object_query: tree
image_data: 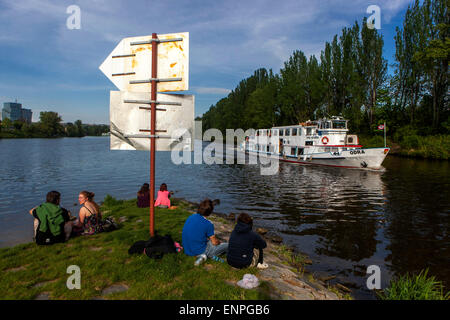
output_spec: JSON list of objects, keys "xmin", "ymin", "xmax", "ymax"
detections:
[
  {"xmin": 412, "ymin": 0, "xmax": 449, "ymax": 129},
  {"xmin": 359, "ymin": 19, "xmax": 388, "ymax": 126},
  {"xmin": 74, "ymin": 120, "xmax": 84, "ymax": 137},
  {"xmin": 13, "ymin": 120, "xmax": 24, "ymax": 131},
  {"xmin": 39, "ymin": 111, "xmax": 64, "ymax": 137},
  {"xmin": 1, "ymin": 117, "xmax": 12, "ymax": 130}
]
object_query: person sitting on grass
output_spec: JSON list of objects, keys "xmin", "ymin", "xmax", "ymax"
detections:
[
  {"xmin": 29, "ymin": 191, "xmax": 73, "ymax": 245},
  {"xmin": 181, "ymin": 199, "xmax": 227, "ymax": 265},
  {"xmin": 227, "ymin": 213, "xmax": 268, "ymax": 269},
  {"xmin": 137, "ymin": 183, "xmax": 150, "ymax": 208},
  {"xmin": 154, "ymin": 183, "xmax": 173, "ymax": 209},
  {"xmin": 72, "ymin": 191, "xmax": 103, "ymax": 235}
]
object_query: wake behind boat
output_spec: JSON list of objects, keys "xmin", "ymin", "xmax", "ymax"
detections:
[{"xmin": 240, "ymin": 116, "xmax": 389, "ymax": 170}]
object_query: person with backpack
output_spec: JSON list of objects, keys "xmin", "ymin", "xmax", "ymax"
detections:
[
  {"xmin": 227, "ymin": 213, "xmax": 268, "ymax": 269},
  {"xmin": 182, "ymin": 199, "xmax": 227, "ymax": 265},
  {"xmin": 29, "ymin": 191, "xmax": 73, "ymax": 245}
]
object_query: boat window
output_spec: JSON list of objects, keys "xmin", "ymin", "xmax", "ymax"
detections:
[
  {"xmin": 285, "ymin": 129, "xmax": 290, "ymax": 136},
  {"xmin": 273, "ymin": 130, "xmax": 278, "ymax": 136},
  {"xmin": 305, "ymin": 141, "xmax": 313, "ymax": 146},
  {"xmin": 267, "ymin": 145, "xmax": 270, "ymax": 152},
  {"xmin": 256, "ymin": 131, "xmax": 260, "ymax": 136},
  {"xmin": 298, "ymin": 148, "xmax": 304, "ymax": 155},
  {"xmin": 332, "ymin": 120, "xmax": 347, "ymax": 129},
  {"xmin": 291, "ymin": 148, "xmax": 296, "ymax": 156},
  {"xmin": 306, "ymin": 128, "xmax": 312, "ymax": 135},
  {"xmin": 292, "ymin": 128, "xmax": 297, "ymax": 136},
  {"xmin": 279, "ymin": 129, "xmax": 284, "ymax": 136}
]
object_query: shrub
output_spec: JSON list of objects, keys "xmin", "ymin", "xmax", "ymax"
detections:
[
  {"xmin": 103, "ymin": 194, "xmax": 124, "ymax": 207},
  {"xmin": 380, "ymin": 269, "xmax": 450, "ymax": 300}
]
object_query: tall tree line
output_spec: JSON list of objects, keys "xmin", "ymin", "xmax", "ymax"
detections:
[
  {"xmin": 202, "ymin": 0, "xmax": 449, "ymax": 137},
  {"xmin": 1, "ymin": 111, "xmax": 109, "ymax": 138}
]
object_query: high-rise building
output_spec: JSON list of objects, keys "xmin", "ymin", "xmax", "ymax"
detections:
[
  {"xmin": 1, "ymin": 102, "xmax": 32, "ymax": 123},
  {"xmin": 21, "ymin": 108, "xmax": 33, "ymax": 123}
]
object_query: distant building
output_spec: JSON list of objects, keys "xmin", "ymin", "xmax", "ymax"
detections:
[
  {"xmin": 21, "ymin": 108, "xmax": 33, "ymax": 123},
  {"xmin": 1, "ymin": 102, "xmax": 32, "ymax": 123}
]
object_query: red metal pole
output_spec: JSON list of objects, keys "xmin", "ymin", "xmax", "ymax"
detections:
[{"xmin": 150, "ymin": 33, "xmax": 157, "ymax": 237}]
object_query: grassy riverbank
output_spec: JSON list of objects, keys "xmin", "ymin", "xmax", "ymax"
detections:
[
  {"xmin": 0, "ymin": 197, "xmax": 273, "ymax": 300},
  {"xmin": 380, "ymin": 269, "xmax": 449, "ymax": 300},
  {"xmin": 359, "ymin": 134, "xmax": 450, "ymax": 160}
]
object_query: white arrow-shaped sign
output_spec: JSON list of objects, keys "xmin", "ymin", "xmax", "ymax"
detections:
[{"xmin": 99, "ymin": 32, "xmax": 189, "ymax": 93}]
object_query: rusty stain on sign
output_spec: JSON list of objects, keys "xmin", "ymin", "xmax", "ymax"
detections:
[{"xmin": 99, "ymin": 32, "xmax": 189, "ymax": 93}]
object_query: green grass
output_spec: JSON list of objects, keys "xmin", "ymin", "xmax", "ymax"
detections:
[
  {"xmin": 380, "ymin": 269, "xmax": 450, "ymax": 300},
  {"xmin": 0, "ymin": 197, "xmax": 271, "ymax": 300},
  {"xmin": 274, "ymin": 244, "xmax": 306, "ymax": 275}
]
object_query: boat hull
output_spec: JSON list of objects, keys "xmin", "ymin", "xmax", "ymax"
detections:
[{"xmin": 245, "ymin": 148, "xmax": 390, "ymax": 170}]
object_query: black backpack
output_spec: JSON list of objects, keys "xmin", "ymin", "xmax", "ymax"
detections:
[{"xmin": 128, "ymin": 233, "xmax": 176, "ymax": 259}]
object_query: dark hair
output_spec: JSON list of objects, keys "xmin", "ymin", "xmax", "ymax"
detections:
[
  {"xmin": 237, "ymin": 213, "xmax": 253, "ymax": 225},
  {"xmin": 160, "ymin": 183, "xmax": 167, "ymax": 192},
  {"xmin": 197, "ymin": 198, "xmax": 220, "ymax": 216},
  {"xmin": 46, "ymin": 191, "xmax": 61, "ymax": 205},
  {"xmin": 138, "ymin": 183, "xmax": 150, "ymax": 195}
]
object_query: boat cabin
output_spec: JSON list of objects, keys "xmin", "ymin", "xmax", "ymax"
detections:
[{"xmin": 244, "ymin": 116, "xmax": 360, "ymax": 158}]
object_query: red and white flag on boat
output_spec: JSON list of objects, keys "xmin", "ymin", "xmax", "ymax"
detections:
[{"xmin": 378, "ymin": 124, "xmax": 385, "ymax": 130}]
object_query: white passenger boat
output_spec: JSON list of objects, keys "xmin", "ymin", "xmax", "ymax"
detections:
[{"xmin": 241, "ymin": 117, "xmax": 390, "ymax": 170}]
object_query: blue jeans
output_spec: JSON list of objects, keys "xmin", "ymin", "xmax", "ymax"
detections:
[{"xmin": 203, "ymin": 240, "xmax": 228, "ymax": 258}]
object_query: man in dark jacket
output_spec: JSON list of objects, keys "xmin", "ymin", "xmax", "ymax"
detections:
[{"xmin": 227, "ymin": 213, "xmax": 268, "ymax": 269}]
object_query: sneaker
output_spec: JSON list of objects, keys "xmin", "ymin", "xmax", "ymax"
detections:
[
  {"xmin": 212, "ymin": 255, "xmax": 225, "ymax": 263},
  {"xmin": 194, "ymin": 254, "xmax": 207, "ymax": 266},
  {"xmin": 257, "ymin": 262, "xmax": 269, "ymax": 269}
]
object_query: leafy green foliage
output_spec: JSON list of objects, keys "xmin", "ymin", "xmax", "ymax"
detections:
[
  {"xmin": 201, "ymin": 19, "xmax": 388, "ymax": 134},
  {"xmin": 200, "ymin": 0, "xmax": 449, "ymax": 157},
  {"xmin": 0, "ymin": 113, "xmax": 109, "ymax": 139}
]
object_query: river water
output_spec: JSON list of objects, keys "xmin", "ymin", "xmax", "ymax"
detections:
[{"xmin": 0, "ymin": 137, "xmax": 448, "ymax": 299}]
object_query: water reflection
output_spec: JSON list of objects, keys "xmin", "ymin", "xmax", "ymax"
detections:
[{"xmin": 382, "ymin": 158, "xmax": 450, "ymax": 289}]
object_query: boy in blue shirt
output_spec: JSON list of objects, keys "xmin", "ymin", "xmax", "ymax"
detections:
[{"xmin": 182, "ymin": 199, "xmax": 228, "ymax": 265}]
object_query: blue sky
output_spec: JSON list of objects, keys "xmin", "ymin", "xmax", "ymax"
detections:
[{"xmin": 0, "ymin": 0, "xmax": 413, "ymax": 124}]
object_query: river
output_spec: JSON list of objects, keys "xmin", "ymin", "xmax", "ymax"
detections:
[{"xmin": 0, "ymin": 136, "xmax": 448, "ymax": 299}]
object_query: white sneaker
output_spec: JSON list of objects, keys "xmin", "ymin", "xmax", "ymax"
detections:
[
  {"xmin": 257, "ymin": 262, "xmax": 269, "ymax": 269},
  {"xmin": 194, "ymin": 254, "xmax": 207, "ymax": 266}
]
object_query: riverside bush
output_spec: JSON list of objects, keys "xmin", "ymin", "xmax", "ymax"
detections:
[{"xmin": 380, "ymin": 269, "xmax": 449, "ymax": 300}]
